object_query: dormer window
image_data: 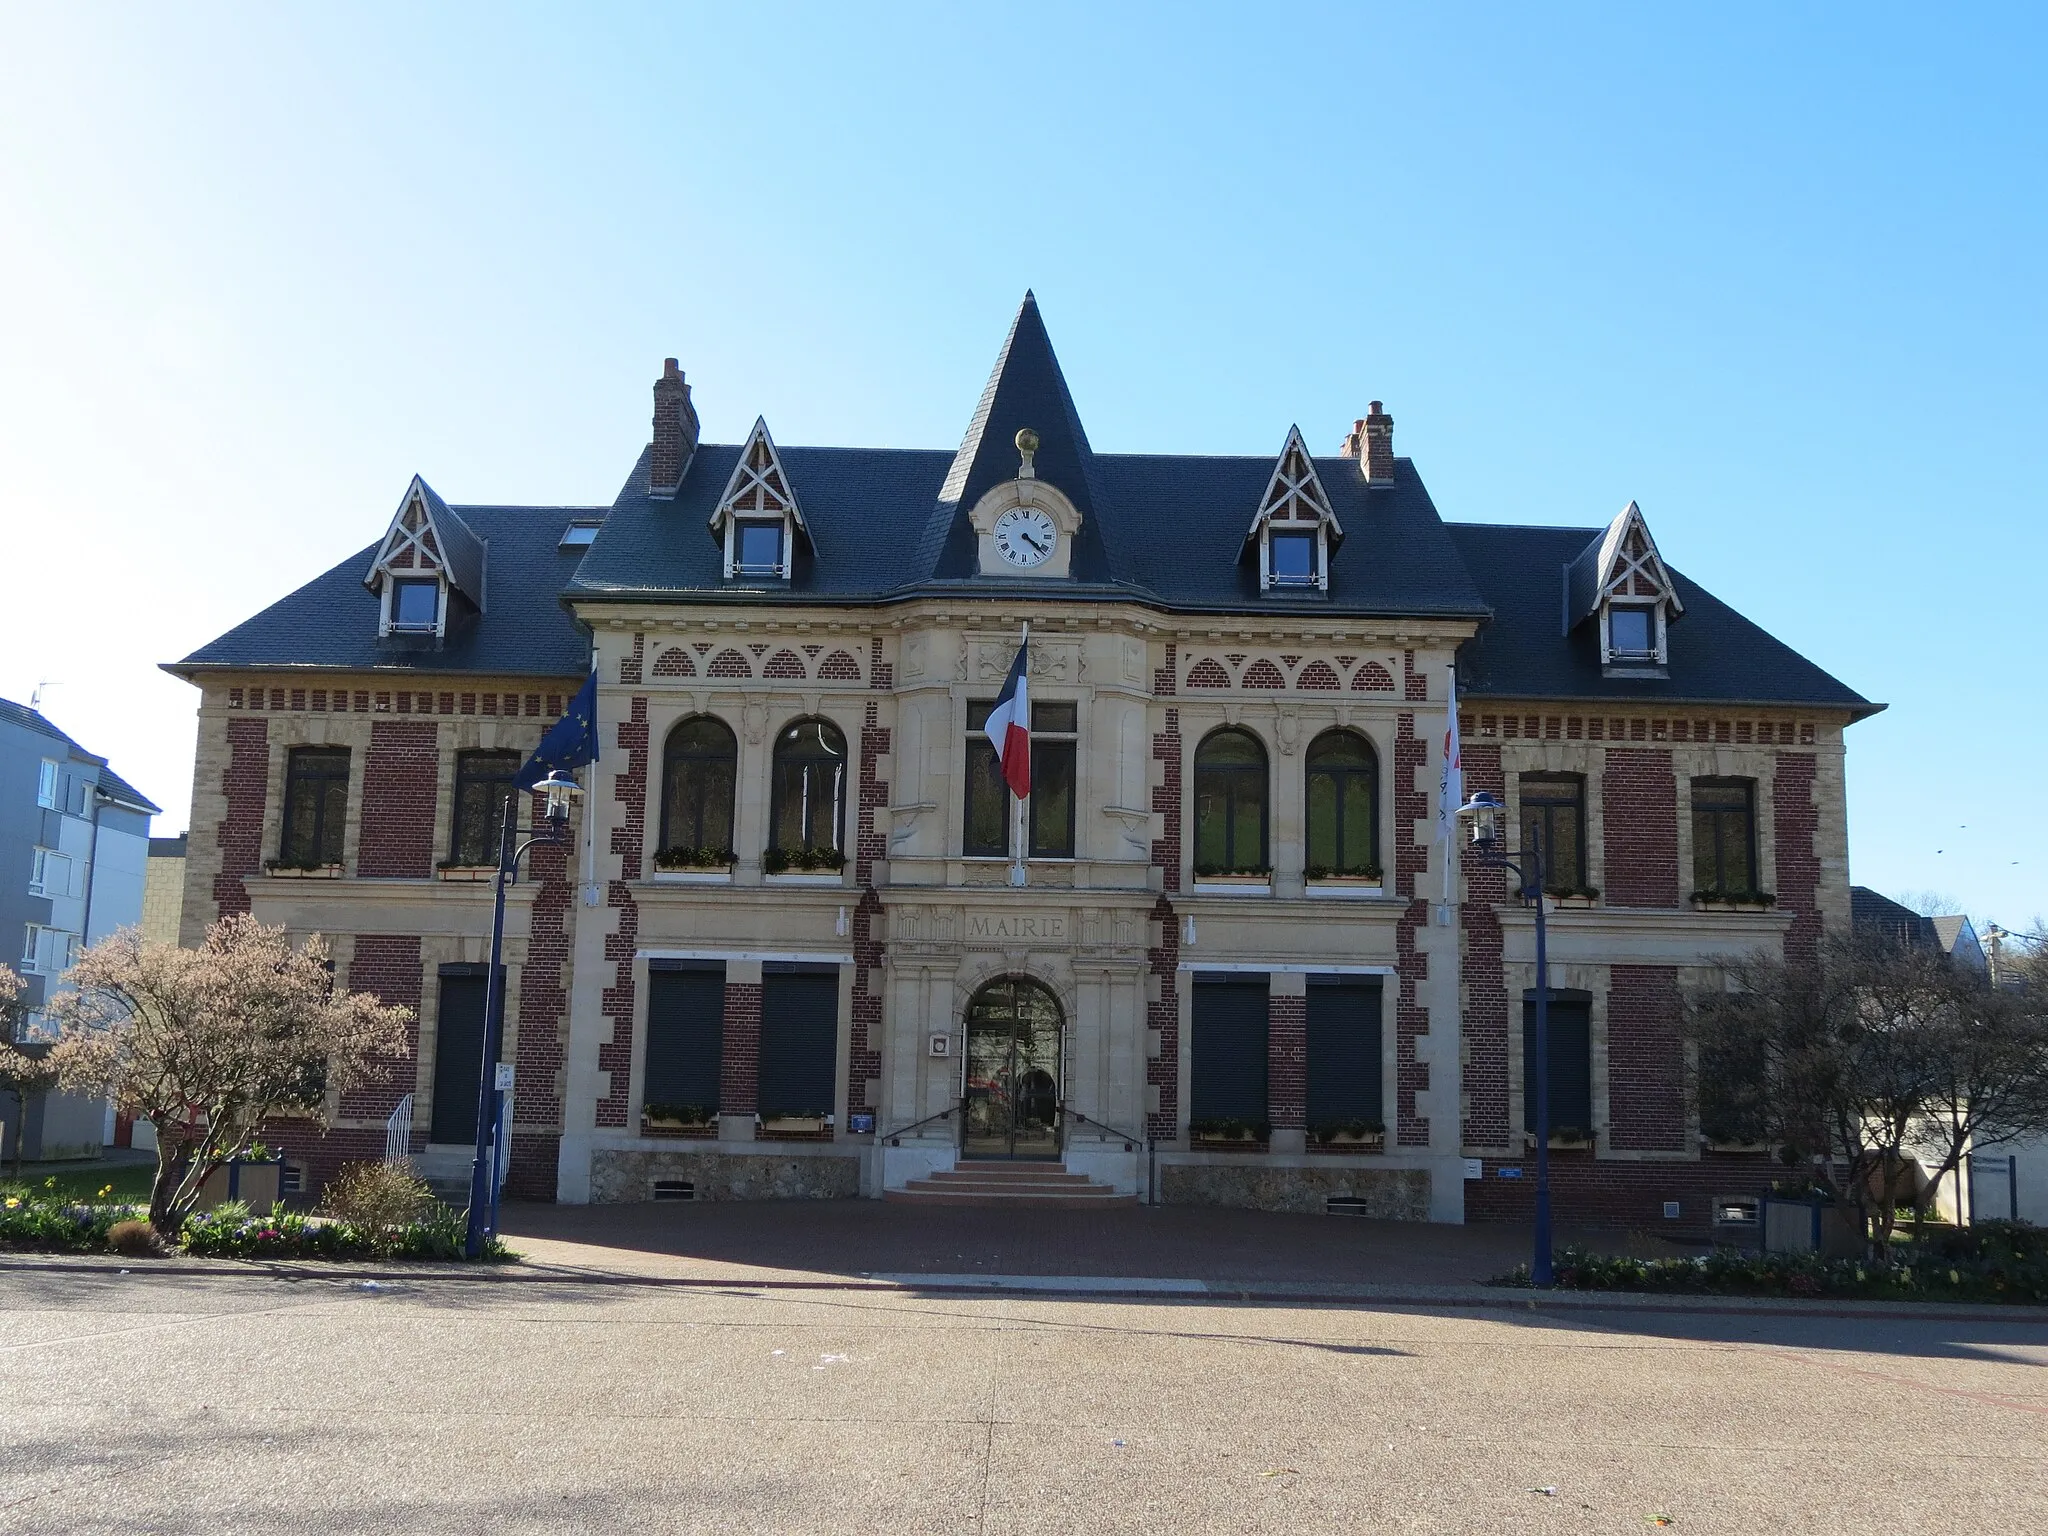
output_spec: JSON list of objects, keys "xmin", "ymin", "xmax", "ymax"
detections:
[
  {"xmin": 1563, "ymin": 501, "xmax": 1684, "ymax": 673},
  {"xmin": 711, "ymin": 417, "xmax": 807, "ymax": 584},
  {"xmin": 734, "ymin": 520, "xmax": 787, "ymax": 578},
  {"xmin": 1606, "ymin": 604, "xmax": 1656, "ymax": 660},
  {"xmin": 365, "ymin": 475, "xmax": 486, "ymax": 640},
  {"xmin": 1245, "ymin": 426, "xmax": 1341, "ymax": 594},
  {"xmin": 390, "ymin": 578, "xmax": 442, "ymax": 632},
  {"xmin": 1269, "ymin": 530, "xmax": 1318, "ymax": 587}
]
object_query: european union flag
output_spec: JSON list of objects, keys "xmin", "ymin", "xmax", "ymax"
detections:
[{"xmin": 516, "ymin": 670, "xmax": 599, "ymax": 788}]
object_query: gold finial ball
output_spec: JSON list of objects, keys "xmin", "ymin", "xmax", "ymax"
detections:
[{"xmin": 1015, "ymin": 428, "xmax": 1040, "ymax": 455}]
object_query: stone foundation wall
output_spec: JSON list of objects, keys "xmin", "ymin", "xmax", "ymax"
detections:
[
  {"xmin": 1160, "ymin": 1162, "xmax": 1430, "ymax": 1219},
  {"xmin": 590, "ymin": 1148, "xmax": 861, "ymax": 1203}
]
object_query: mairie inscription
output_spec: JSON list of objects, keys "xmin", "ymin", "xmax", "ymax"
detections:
[{"xmin": 965, "ymin": 912, "xmax": 1067, "ymax": 942}]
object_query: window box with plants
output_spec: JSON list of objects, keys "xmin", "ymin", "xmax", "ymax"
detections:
[
  {"xmin": 1191, "ymin": 864, "xmax": 1273, "ymax": 891},
  {"xmin": 435, "ymin": 860, "xmax": 497, "ymax": 883},
  {"xmin": 757, "ymin": 1109, "xmax": 835, "ymax": 1137},
  {"xmin": 1690, "ymin": 889, "xmax": 1777, "ymax": 913},
  {"xmin": 1304, "ymin": 864, "xmax": 1384, "ymax": 895},
  {"xmin": 642, "ymin": 1102, "xmax": 717, "ymax": 1134},
  {"xmin": 1188, "ymin": 1117, "xmax": 1271, "ymax": 1147},
  {"xmin": 262, "ymin": 859, "xmax": 344, "ymax": 879},
  {"xmin": 762, "ymin": 846, "xmax": 847, "ymax": 883},
  {"xmin": 652, "ymin": 846, "xmax": 737, "ymax": 883},
  {"xmin": 1309, "ymin": 1119, "xmax": 1385, "ymax": 1151},
  {"xmin": 1528, "ymin": 1125, "xmax": 1597, "ymax": 1151},
  {"xmin": 1522, "ymin": 884, "xmax": 1599, "ymax": 909}
]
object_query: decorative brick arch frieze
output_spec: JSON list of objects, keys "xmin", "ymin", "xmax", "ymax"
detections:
[
  {"xmin": 818, "ymin": 649, "xmax": 862, "ymax": 682},
  {"xmin": 1296, "ymin": 660, "xmax": 1340, "ymax": 690},
  {"xmin": 1351, "ymin": 661, "xmax": 1394, "ymax": 692},
  {"xmin": 1241, "ymin": 658, "xmax": 1285, "ymax": 690},
  {"xmin": 764, "ymin": 649, "xmax": 806, "ymax": 680},
  {"xmin": 1185, "ymin": 656, "xmax": 1230, "ymax": 689},
  {"xmin": 707, "ymin": 648, "xmax": 753, "ymax": 679},
  {"xmin": 652, "ymin": 646, "xmax": 696, "ymax": 678}
]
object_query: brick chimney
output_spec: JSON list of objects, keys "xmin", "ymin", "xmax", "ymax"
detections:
[
  {"xmin": 1339, "ymin": 401, "xmax": 1396, "ymax": 487},
  {"xmin": 648, "ymin": 358, "xmax": 700, "ymax": 497}
]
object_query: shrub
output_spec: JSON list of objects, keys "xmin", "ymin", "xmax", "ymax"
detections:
[
  {"xmin": 108, "ymin": 1219, "xmax": 161, "ymax": 1257},
  {"xmin": 321, "ymin": 1162, "xmax": 432, "ymax": 1239},
  {"xmin": 0, "ymin": 1190, "xmax": 132, "ymax": 1251}
]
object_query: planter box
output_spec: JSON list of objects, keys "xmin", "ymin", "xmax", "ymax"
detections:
[
  {"xmin": 1704, "ymin": 1140, "xmax": 1771, "ymax": 1154},
  {"xmin": 760, "ymin": 1115, "xmax": 832, "ymax": 1135},
  {"xmin": 1192, "ymin": 878, "xmax": 1272, "ymax": 895},
  {"xmin": 263, "ymin": 865, "xmax": 343, "ymax": 880},
  {"xmin": 1760, "ymin": 1197, "xmax": 1864, "ymax": 1258},
  {"xmin": 763, "ymin": 872, "xmax": 844, "ymax": 887},
  {"xmin": 1306, "ymin": 879, "xmax": 1385, "ymax": 898},
  {"xmin": 1691, "ymin": 897, "xmax": 1776, "ymax": 914},
  {"xmin": 1528, "ymin": 1131, "xmax": 1597, "ymax": 1151},
  {"xmin": 193, "ymin": 1157, "xmax": 284, "ymax": 1212},
  {"xmin": 1313, "ymin": 1133, "xmax": 1385, "ymax": 1152},
  {"xmin": 1190, "ymin": 1133, "xmax": 1269, "ymax": 1150},
  {"xmin": 652, "ymin": 869, "xmax": 734, "ymax": 884},
  {"xmin": 436, "ymin": 866, "xmax": 496, "ymax": 883}
]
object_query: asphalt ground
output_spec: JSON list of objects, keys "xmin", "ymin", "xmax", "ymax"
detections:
[{"xmin": 3, "ymin": 1206, "xmax": 2045, "ymax": 1533}]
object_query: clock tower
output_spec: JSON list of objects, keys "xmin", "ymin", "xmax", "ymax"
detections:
[{"xmin": 968, "ymin": 427, "xmax": 1083, "ymax": 580}]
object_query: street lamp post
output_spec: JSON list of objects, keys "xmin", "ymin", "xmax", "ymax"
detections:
[
  {"xmin": 1456, "ymin": 789, "xmax": 1556, "ymax": 1289},
  {"xmin": 465, "ymin": 770, "xmax": 582, "ymax": 1260}
]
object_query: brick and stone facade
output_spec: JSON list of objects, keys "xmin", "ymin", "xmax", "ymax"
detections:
[{"xmin": 169, "ymin": 296, "xmax": 1874, "ymax": 1227}]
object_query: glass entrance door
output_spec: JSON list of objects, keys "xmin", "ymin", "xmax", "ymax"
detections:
[{"xmin": 961, "ymin": 978, "xmax": 1063, "ymax": 1159}]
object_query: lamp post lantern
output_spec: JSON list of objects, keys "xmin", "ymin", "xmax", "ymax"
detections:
[
  {"xmin": 465, "ymin": 770, "xmax": 582, "ymax": 1259},
  {"xmin": 1457, "ymin": 788, "xmax": 1557, "ymax": 1289}
]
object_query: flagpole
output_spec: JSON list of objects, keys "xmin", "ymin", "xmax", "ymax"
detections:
[{"xmin": 1010, "ymin": 621, "xmax": 1029, "ymax": 889}]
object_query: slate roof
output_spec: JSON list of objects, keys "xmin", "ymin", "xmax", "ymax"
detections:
[
  {"xmin": 1448, "ymin": 523, "xmax": 1877, "ymax": 715},
  {"xmin": 1852, "ymin": 887, "xmax": 1986, "ymax": 968},
  {"xmin": 0, "ymin": 698, "xmax": 162, "ymax": 813},
  {"xmin": 174, "ymin": 295, "xmax": 1872, "ymax": 723},
  {"xmin": 172, "ymin": 506, "xmax": 603, "ymax": 679}
]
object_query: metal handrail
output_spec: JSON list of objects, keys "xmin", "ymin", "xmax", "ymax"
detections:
[
  {"xmin": 1060, "ymin": 1104, "xmax": 1146, "ymax": 1154},
  {"xmin": 884, "ymin": 1102, "xmax": 959, "ymax": 1147}
]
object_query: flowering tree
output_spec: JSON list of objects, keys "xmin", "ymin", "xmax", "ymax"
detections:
[
  {"xmin": 0, "ymin": 965, "xmax": 62, "ymax": 1178},
  {"xmin": 50, "ymin": 917, "xmax": 412, "ymax": 1237}
]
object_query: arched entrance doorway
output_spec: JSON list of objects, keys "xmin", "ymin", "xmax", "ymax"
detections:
[{"xmin": 961, "ymin": 977, "xmax": 1063, "ymax": 1159}]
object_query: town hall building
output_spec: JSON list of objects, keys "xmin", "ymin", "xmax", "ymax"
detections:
[{"xmin": 168, "ymin": 294, "xmax": 1876, "ymax": 1227}]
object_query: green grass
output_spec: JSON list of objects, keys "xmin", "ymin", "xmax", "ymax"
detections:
[{"xmin": 0, "ymin": 1161, "xmax": 157, "ymax": 1204}]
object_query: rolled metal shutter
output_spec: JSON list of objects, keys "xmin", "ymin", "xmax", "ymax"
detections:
[
  {"xmin": 1190, "ymin": 974, "xmax": 1269, "ymax": 1123},
  {"xmin": 1306, "ymin": 976, "xmax": 1384, "ymax": 1127},
  {"xmin": 645, "ymin": 963, "xmax": 725, "ymax": 1114},
  {"xmin": 1522, "ymin": 993, "xmax": 1594, "ymax": 1136},
  {"xmin": 758, "ymin": 966, "xmax": 838, "ymax": 1118}
]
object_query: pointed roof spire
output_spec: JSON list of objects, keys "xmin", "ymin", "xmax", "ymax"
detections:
[{"xmin": 922, "ymin": 292, "xmax": 1114, "ymax": 578}]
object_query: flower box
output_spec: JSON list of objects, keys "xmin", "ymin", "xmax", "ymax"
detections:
[
  {"xmin": 436, "ymin": 864, "xmax": 496, "ymax": 883},
  {"xmin": 1306, "ymin": 876, "xmax": 1385, "ymax": 898},
  {"xmin": 1690, "ymin": 892, "xmax": 1777, "ymax": 913},
  {"xmin": 652, "ymin": 869, "xmax": 733, "ymax": 885},
  {"xmin": 763, "ymin": 872, "xmax": 845, "ymax": 887},
  {"xmin": 1704, "ymin": 1139, "xmax": 1771, "ymax": 1154},
  {"xmin": 1189, "ymin": 1118, "xmax": 1271, "ymax": 1148},
  {"xmin": 759, "ymin": 1113, "xmax": 833, "ymax": 1136},
  {"xmin": 1529, "ymin": 1128, "xmax": 1597, "ymax": 1151},
  {"xmin": 262, "ymin": 863, "xmax": 343, "ymax": 879},
  {"xmin": 643, "ymin": 1103, "xmax": 715, "ymax": 1134},
  {"xmin": 1310, "ymin": 1125, "xmax": 1386, "ymax": 1151}
]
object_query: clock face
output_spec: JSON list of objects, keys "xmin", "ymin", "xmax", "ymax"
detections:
[{"xmin": 993, "ymin": 506, "xmax": 1058, "ymax": 569}]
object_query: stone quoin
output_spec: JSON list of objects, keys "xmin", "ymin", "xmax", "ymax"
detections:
[{"xmin": 165, "ymin": 294, "xmax": 1879, "ymax": 1226}]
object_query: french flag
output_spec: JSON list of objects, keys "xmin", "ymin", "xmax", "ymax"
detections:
[{"xmin": 984, "ymin": 637, "xmax": 1031, "ymax": 798}]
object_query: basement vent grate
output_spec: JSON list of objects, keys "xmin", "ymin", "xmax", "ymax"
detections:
[
  {"xmin": 651, "ymin": 1180, "xmax": 695, "ymax": 1202},
  {"xmin": 280, "ymin": 1164, "xmax": 304, "ymax": 1195},
  {"xmin": 1326, "ymin": 1197, "xmax": 1374, "ymax": 1217},
  {"xmin": 1712, "ymin": 1196, "xmax": 1760, "ymax": 1227}
]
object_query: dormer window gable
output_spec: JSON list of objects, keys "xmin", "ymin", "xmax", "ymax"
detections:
[
  {"xmin": 1245, "ymin": 425, "xmax": 1342, "ymax": 593},
  {"xmin": 364, "ymin": 475, "xmax": 487, "ymax": 639},
  {"xmin": 710, "ymin": 418, "xmax": 808, "ymax": 583},
  {"xmin": 1562, "ymin": 500, "xmax": 1684, "ymax": 672}
]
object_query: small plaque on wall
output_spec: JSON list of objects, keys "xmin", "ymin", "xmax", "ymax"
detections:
[
  {"xmin": 849, "ymin": 1113, "xmax": 875, "ymax": 1134},
  {"xmin": 929, "ymin": 1033, "xmax": 952, "ymax": 1057}
]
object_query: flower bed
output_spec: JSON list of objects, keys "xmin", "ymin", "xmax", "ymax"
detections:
[{"xmin": 1495, "ymin": 1224, "xmax": 2048, "ymax": 1304}]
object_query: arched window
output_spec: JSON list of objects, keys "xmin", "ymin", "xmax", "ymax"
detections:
[
  {"xmin": 660, "ymin": 717, "xmax": 737, "ymax": 857},
  {"xmin": 770, "ymin": 717, "xmax": 847, "ymax": 858},
  {"xmin": 1192, "ymin": 728, "xmax": 1268, "ymax": 875},
  {"xmin": 1305, "ymin": 730, "xmax": 1379, "ymax": 878}
]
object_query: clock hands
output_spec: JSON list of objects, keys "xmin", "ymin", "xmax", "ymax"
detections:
[{"xmin": 1018, "ymin": 529, "xmax": 1048, "ymax": 556}]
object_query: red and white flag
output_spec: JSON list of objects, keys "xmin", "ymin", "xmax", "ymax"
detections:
[{"xmin": 985, "ymin": 636, "xmax": 1031, "ymax": 798}]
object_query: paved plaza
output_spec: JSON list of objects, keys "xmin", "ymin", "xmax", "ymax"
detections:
[{"xmin": 2, "ymin": 1206, "xmax": 2044, "ymax": 1532}]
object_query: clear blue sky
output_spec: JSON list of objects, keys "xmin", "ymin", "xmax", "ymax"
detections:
[{"xmin": 2, "ymin": 4, "xmax": 2041, "ymax": 930}]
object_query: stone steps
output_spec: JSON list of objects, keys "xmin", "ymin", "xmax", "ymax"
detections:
[{"xmin": 887, "ymin": 1161, "xmax": 1134, "ymax": 1207}]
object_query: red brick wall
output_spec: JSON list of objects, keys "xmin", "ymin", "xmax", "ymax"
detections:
[
  {"xmin": 1606, "ymin": 965, "xmax": 1685, "ymax": 1152},
  {"xmin": 847, "ymin": 691, "xmax": 890, "ymax": 1116},
  {"xmin": 1465, "ymin": 1151, "xmax": 1778, "ymax": 1235},
  {"xmin": 1774, "ymin": 753, "xmax": 1821, "ymax": 965},
  {"xmin": 598, "ymin": 696, "xmax": 647, "ymax": 1129},
  {"xmin": 720, "ymin": 980, "xmax": 762, "ymax": 1115},
  {"xmin": 1393, "ymin": 706, "xmax": 1430, "ymax": 1148},
  {"xmin": 1151, "ymin": 706, "xmax": 1182, "ymax": 892},
  {"xmin": 1267, "ymin": 993, "xmax": 1305, "ymax": 1130},
  {"xmin": 214, "ymin": 717, "xmax": 269, "ymax": 919},
  {"xmin": 509, "ymin": 791, "xmax": 571, "ymax": 1200},
  {"xmin": 1459, "ymin": 742, "xmax": 1510, "ymax": 1149},
  {"xmin": 356, "ymin": 720, "xmax": 439, "ymax": 878},
  {"xmin": 340, "ymin": 935, "xmax": 423, "ymax": 1120},
  {"xmin": 1146, "ymin": 895, "xmax": 1180, "ymax": 1141},
  {"xmin": 1602, "ymin": 748, "xmax": 1678, "ymax": 907}
]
